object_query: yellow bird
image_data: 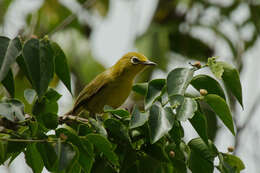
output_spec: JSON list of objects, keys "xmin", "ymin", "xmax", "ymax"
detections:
[{"xmin": 68, "ymin": 52, "xmax": 156, "ymax": 116}]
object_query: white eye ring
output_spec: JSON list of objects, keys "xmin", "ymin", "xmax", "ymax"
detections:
[{"xmin": 131, "ymin": 56, "xmax": 140, "ymax": 64}]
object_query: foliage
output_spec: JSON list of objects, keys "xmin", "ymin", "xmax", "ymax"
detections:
[{"xmin": 0, "ymin": 36, "xmax": 245, "ymax": 173}]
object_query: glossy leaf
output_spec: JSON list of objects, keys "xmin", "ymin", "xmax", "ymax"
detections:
[
  {"xmin": 86, "ymin": 134, "xmax": 119, "ymax": 166},
  {"xmin": 89, "ymin": 118, "xmax": 107, "ymax": 137},
  {"xmin": 129, "ymin": 105, "xmax": 149, "ymax": 129},
  {"xmin": 104, "ymin": 118, "xmax": 130, "ymax": 142},
  {"xmin": 132, "ymin": 82, "xmax": 148, "ymax": 96},
  {"xmin": 176, "ymin": 97, "xmax": 197, "ymax": 121},
  {"xmin": 104, "ymin": 105, "xmax": 129, "ymax": 118},
  {"xmin": 2, "ymin": 69, "xmax": 14, "ymax": 97},
  {"xmin": 36, "ymin": 142, "xmax": 58, "ymax": 171},
  {"xmin": 167, "ymin": 68, "xmax": 194, "ymax": 96},
  {"xmin": 25, "ymin": 144, "xmax": 44, "ymax": 173},
  {"xmin": 191, "ymin": 74, "xmax": 226, "ymax": 100},
  {"xmin": 145, "ymin": 79, "xmax": 165, "ymax": 110},
  {"xmin": 189, "ymin": 111, "xmax": 208, "ymax": 144},
  {"xmin": 204, "ymin": 94, "xmax": 235, "ymax": 135},
  {"xmin": 45, "ymin": 88, "xmax": 61, "ymax": 102},
  {"xmin": 41, "ymin": 113, "xmax": 58, "ymax": 129},
  {"xmin": 148, "ymin": 104, "xmax": 174, "ymax": 144},
  {"xmin": 51, "ymin": 42, "xmax": 72, "ymax": 93},
  {"xmin": 0, "ymin": 99, "xmax": 25, "ymax": 122},
  {"xmin": 55, "ymin": 142, "xmax": 78, "ymax": 171},
  {"xmin": 219, "ymin": 61, "xmax": 243, "ymax": 108},
  {"xmin": 24, "ymin": 89, "xmax": 37, "ymax": 104},
  {"xmin": 0, "ymin": 36, "xmax": 22, "ymax": 82},
  {"xmin": 22, "ymin": 38, "xmax": 54, "ymax": 98}
]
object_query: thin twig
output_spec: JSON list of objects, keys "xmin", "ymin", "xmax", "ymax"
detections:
[{"xmin": 48, "ymin": 0, "xmax": 97, "ymax": 37}]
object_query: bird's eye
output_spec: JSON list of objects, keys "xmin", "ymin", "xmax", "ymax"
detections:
[{"xmin": 131, "ymin": 57, "xmax": 140, "ymax": 64}]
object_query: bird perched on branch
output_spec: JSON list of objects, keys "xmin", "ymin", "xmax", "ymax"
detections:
[{"xmin": 67, "ymin": 52, "xmax": 156, "ymax": 116}]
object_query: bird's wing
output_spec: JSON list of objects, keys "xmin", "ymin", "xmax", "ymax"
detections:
[{"xmin": 72, "ymin": 70, "xmax": 111, "ymax": 113}]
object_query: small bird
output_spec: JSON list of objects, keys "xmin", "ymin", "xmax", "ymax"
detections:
[{"xmin": 68, "ymin": 52, "xmax": 156, "ymax": 116}]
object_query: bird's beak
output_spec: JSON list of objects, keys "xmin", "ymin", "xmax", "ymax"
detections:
[{"xmin": 142, "ymin": 60, "xmax": 157, "ymax": 66}]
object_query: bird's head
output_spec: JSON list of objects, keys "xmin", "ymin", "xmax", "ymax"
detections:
[{"xmin": 112, "ymin": 52, "xmax": 156, "ymax": 77}]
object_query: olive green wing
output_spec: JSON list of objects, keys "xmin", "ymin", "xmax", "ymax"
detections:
[{"xmin": 72, "ymin": 71, "xmax": 111, "ymax": 114}]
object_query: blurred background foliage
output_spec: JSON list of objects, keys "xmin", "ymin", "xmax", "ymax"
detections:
[{"xmin": 0, "ymin": 0, "xmax": 260, "ymax": 172}]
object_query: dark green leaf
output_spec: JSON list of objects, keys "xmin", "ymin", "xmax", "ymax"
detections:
[
  {"xmin": 208, "ymin": 57, "xmax": 224, "ymax": 79},
  {"xmin": 191, "ymin": 74, "xmax": 226, "ymax": 100},
  {"xmin": 36, "ymin": 142, "xmax": 58, "ymax": 171},
  {"xmin": 149, "ymin": 104, "xmax": 175, "ymax": 144},
  {"xmin": 22, "ymin": 38, "xmax": 54, "ymax": 98},
  {"xmin": 188, "ymin": 138, "xmax": 218, "ymax": 161},
  {"xmin": 32, "ymin": 97, "xmax": 58, "ymax": 116},
  {"xmin": 219, "ymin": 61, "xmax": 243, "ymax": 108},
  {"xmin": 188, "ymin": 150, "xmax": 214, "ymax": 173},
  {"xmin": 55, "ymin": 142, "xmax": 78, "ymax": 171},
  {"xmin": 145, "ymin": 79, "xmax": 166, "ymax": 110},
  {"xmin": 104, "ymin": 105, "xmax": 130, "ymax": 118},
  {"xmin": 0, "ymin": 134, "xmax": 9, "ymax": 164},
  {"xmin": 0, "ymin": 99, "xmax": 25, "ymax": 122},
  {"xmin": 25, "ymin": 144, "xmax": 44, "ymax": 173},
  {"xmin": 0, "ymin": 36, "xmax": 22, "ymax": 82},
  {"xmin": 78, "ymin": 140, "xmax": 94, "ymax": 173},
  {"xmin": 204, "ymin": 94, "xmax": 235, "ymax": 135},
  {"xmin": 132, "ymin": 82, "xmax": 148, "ymax": 96},
  {"xmin": 24, "ymin": 89, "xmax": 37, "ymax": 104},
  {"xmin": 167, "ymin": 68, "xmax": 194, "ymax": 96},
  {"xmin": 86, "ymin": 134, "xmax": 118, "ymax": 166},
  {"xmin": 51, "ymin": 42, "xmax": 72, "ymax": 93},
  {"xmin": 176, "ymin": 97, "xmax": 197, "ymax": 121},
  {"xmin": 45, "ymin": 88, "xmax": 61, "ymax": 101},
  {"xmin": 104, "ymin": 118, "xmax": 130, "ymax": 142},
  {"xmin": 129, "ymin": 105, "xmax": 149, "ymax": 129},
  {"xmin": 189, "ymin": 111, "xmax": 208, "ymax": 144},
  {"xmin": 169, "ymin": 120, "xmax": 184, "ymax": 144},
  {"xmin": 42, "ymin": 113, "xmax": 58, "ymax": 129},
  {"xmin": 2, "ymin": 69, "xmax": 15, "ymax": 97},
  {"xmin": 16, "ymin": 55, "xmax": 32, "ymax": 83},
  {"xmin": 145, "ymin": 143, "xmax": 169, "ymax": 162}
]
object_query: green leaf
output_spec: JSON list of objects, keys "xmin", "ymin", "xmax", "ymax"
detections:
[
  {"xmin": 219, "ymin": 61, "xmax": 243, "ymax": 108},
  {"xmin": 208, "ymin": 57, "xmax": 224, "ymax": 79},
  {"xmin": 132, "ymin": 82, "xmax": 148, "ymax": 96},
  {"xmin": 42, "ymin": 113, "xmax": 58, "ymax": 129},
  {"xmin": 33, "ymin": 97, "xmax": 58, "ymax": 116},
  {"xmin": 78, "ymin": 140, "xmax": 94, "ymax": 173},
  {"xmin": 16, "ymin": 55, "xmax": 32, "ymax": 83},
  {"xmin": 169, "ymin": 120, "xmax": 184, "ymax": 144},
  {"xmin": 218, "ymin": 153, "xmax": 245, "ymax": 173},
  {"xmin": 188, "ymin": 150, "xmax": 214, "ymax": 173},
  {"xmin": 176, "ymin": 97, "xmax": 197, "ymax": 121},
  {"xmin": 51, "ymin": 42, "xmax": 72, "ymax": 93},
  {"xmin": 129, "ymin": 105, "xmax": 149, "ymax": 129},
  {"xmin": 0, "ymin": 99, "xmax": 25, "ymax": 122},
  {"xmin": 204, "ymin": 94, "xmax": 235, "ymax": 135},
  {"xmin": 0, "ymin": 36, "xmax": 22, "ymax": 82},
  {"xmin": 89, "ymin": 118, "xmax": 107, "ymax": 137},
  {"xmin": 148, "ymin": 104, "xmax": 175, "ymax": 144},
  {"xmin": 167, "ymin": 68, "xmax": 194, "ymax": 96},
  {"xmin": 145, "ymin": 79, "xmax": 166, "ymax": 110},
  {"xmin": 86, "ymin": 134, "xmax": 118, "ymax": 166},
  {"xmin": 0, "ymin": 133, "xmax": 9, "ymax": 164},
  {"xmin": 189, "ymin": 111, "xmax": 208, "ymax": 144},
  {"xmin": 24, "ymin": 89, "xmax": 37, "ymax": 104},
  {"xmin": 188, "ymin": 138, "xmax": 218, "ymax": 161},
  {"xmin": 104, "ymin": 105, "xmax": 130, "ymax": 118},
  {"xmin": 55, "ymin": 142, "xmax": 78, "ymax": 171},
  {"xmin": 104, "ymin": 118, "xmax": 130, "ymax": 142},
  {"xmin": 22, "ymin": 38, "xmax": 54, "ymax": 98},
  {"xmin": 144, "ymin": 143, "xmax": 169, "ymax": 162},
  {"xmin": 25, "ymin": 144, "xmax": 44, "ymax": 173},
  {"xmin": 45, "ymin": 88, "xmax": 61, "ymax": 102},
  {"xmin": 188, "ymin": 138, "xmax": 218, "ymax": 173},
  {"xmin": 2, "ymin": 69, "xmax": 15, "ymax": 97},
  {"xmin": 191, "ymin": 74, "xmax": 226, "ymax": 100},
  {"xmin": 36, "ymin": 142, "xmax": 58, "ymax": 171}
]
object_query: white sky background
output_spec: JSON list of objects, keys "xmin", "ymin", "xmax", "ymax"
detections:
[{"xmin": 0, "ymin": 0, "xmax": 260, "ymax": 172}]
